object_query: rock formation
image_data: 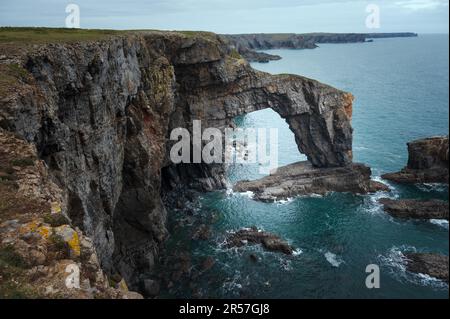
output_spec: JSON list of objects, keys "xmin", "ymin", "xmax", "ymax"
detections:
[
  {"xmin": 234, "ymin": 162, "xmax": 389, "ymax": 202},
  {"xmin": 405, "ymin": 253, "xmax": 449, "ymax": 283},
  {"xmin": 379, "ymin": 198, "xmax": 449, "ymax": 220},
  {"xmin": 382, "ymin": 136, "xmax": 449, "ymax": 184},
  {"xmin": 0, "ymin": 28, "xmax": 366, "ymax": 292},
  {"xmin": 225, "ymin": 227, "xmax": 294, "ymax": 255}
]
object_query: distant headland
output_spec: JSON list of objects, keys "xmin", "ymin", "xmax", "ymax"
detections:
[{"xmin": 221, "ymin": 32, "xmax": 418, "ymax": 62}]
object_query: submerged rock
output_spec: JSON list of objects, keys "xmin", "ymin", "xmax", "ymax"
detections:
[
  {"xmin": 234, "ymin": 161, "xmax": 389, "ymax": 202},
  {"xmin": 226, "ymin": 227, "xmax": 294, "ymax": 255},
  {"xmin": 382, "ymin": 136, "xmax": 449, "ymax": 184},
  {"xmin": 405, "ymin": 253, "xmax": 449, "ymax": 283},
  {"xmin": 142, "ymin": 279, "xmax": 160, "ymax": 297},
  {"xmin": 379, "ymin": 198, "xmax": 449, "ymax": 220}
]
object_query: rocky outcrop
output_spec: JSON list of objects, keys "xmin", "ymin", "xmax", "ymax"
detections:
[
  {"xmin": 405, "ymin": 253, "xmax": 449, "ymax": 283},
  {"xmin": 238, "ymin": 48, "xmax": 281, "ymax": 63},
  {"xmin": 0, "ymin": 130, "xmax": 142, "ymax": 298},
  {"xmin": 0, "ymin": 29, "xmax": 355, "ymax": 292},
  {"xmin": 226, "ymin": 227, "xmax": 294, "ymax": 255},
  {"xmin": 221, "ymin": 33, "xmax": 418, "ymax": 62},
  {"xmin": 379, "ymin": 198, "xmax": 449, "ymax": 220},
  {"xmin": 234, "ymin": 161, "xmax": 389, "ymax": 202},
  {"xmin": 382, "ymin": 136, "xmax": 449, "ymax": 184}
]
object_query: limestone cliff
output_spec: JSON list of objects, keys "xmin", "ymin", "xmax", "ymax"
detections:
[
  {"xmin": 0, "ymin": 29, "xmax": 357, "ymax": 292},
  {"xmin": 382, "ymin": 136, "xmax": 449, "ymax": 184}
]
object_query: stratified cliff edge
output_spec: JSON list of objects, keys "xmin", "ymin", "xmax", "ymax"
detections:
[{"xmin": 0, "ymin": 29, "xmax": 364, "ymax": 293}]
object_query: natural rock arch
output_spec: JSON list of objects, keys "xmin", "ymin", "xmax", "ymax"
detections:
[{"xmin": 171, "ymin": 54, "xmax": 354, "ymax": 168}]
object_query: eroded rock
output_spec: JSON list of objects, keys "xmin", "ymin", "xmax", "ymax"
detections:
[
  {"xmin": 379, "ymin": 198, "xmax": 449, "ymax": 220},
  {"xmin": 405, "ymin": 253, "xmax": 449, "ymax": 283},
  {"xmin": 234, "ymin": 161, "xmax": 389, "ymax": 202},
  {"xmin": 382, "ymin": 136, "xmax": 449, "ymax": 184},
  {"xmin": 226, "ymin": 227, "xmax": 294, "ymax": 255}
]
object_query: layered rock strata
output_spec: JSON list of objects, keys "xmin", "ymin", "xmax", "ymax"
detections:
[
  {"xmin": 234, "ymin": 161, "xmax": 389, "ymax": 202},
  {"xmin": 382, "ymin": 136, "xmax": 449, "ymax": 184},
  {"xmin": 379, "ymin": 198, "xmax": 449, "ymax": 220},
  {"xmin": 405, "ymin": 253, "xmax": 449, "ymax": 283}
]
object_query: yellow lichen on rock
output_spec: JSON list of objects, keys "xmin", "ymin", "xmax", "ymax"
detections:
[
  {"xmin": 51, "ymin": 202, "xmax": 62, "ymax": 214},
  {"xmin": 19, "ymin": 220, "xmax": 39, "ymax": 235},
  {"xmin": 54, "ymin": 225, "xmax": 81, "ymax": 257},
  {"xmin": 37, "ymin": 225, "xmax": 51, "ymax": 239}
]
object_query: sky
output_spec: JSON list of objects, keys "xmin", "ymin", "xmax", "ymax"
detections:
[{"xmin": 0, "ymin": 0, "xmax": 448, "ymax": 34}]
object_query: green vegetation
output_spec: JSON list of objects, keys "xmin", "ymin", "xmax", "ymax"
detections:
[
  {"xmin": 0, "ymin": 27, "xmax": 121, "ymax": 44},
  {"xmin": 49, "ymin": 232, "xmax": 70, "ymax": 258},
  {"xmin": 176, "ymin": 30, "xmax": 218, "ymax": 41},
  {"xmin": 229, "ymin": 48, "xmax": 242, "ymax": 60},
  {"xmin": 0, "ymin": 63, "xmax": 32, "ymax": 98},
  {"xmin": 0, "ymin": 246, "xmax": 41, "ymax": 299},
  {"xmin": 43, "ymin": 213, "xmax": 69, "ymax": 228},
  {"xmin": 10, "ymin": 157, "xmax": 35, "ymax": 167},
  {"xmin": 0, "ymin": 245, "xmax": 27, "ymax": 269}
]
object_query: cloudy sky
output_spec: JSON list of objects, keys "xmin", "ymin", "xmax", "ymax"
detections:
[{"xmin": 0, "ymin": 0, "xmax": 448, "ymax": 33}]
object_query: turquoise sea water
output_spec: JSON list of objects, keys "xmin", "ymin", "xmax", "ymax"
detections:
[{"xmin": 160, "ymin": 35, "xmax": 449, "ymax": 299}]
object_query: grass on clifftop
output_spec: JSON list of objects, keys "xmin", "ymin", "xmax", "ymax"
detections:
[
  {"xmin": 0, "ymin": 27, "xmax": 222, "ymax": 45},
  {"xmin": 0, "ymin": 27, "xmax": 122, "ymax": 44}
]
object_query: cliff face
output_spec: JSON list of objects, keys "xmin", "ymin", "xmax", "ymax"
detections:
[
  {"xmin": 0, "ymin": 30, "xmax": 354, "ymax": 289},
  {"xmin": 382, "ymin": 136, "xmax": 449, "ymax": 184}
]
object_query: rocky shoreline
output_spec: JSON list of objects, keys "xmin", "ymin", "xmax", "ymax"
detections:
[{"xmin": 221, "ymin": 32, "xmax": 418, "ymax": 62}]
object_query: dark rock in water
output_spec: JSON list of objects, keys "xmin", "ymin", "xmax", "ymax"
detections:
[
  {"xmin": 234, "ymin": 161, "xmax": 389, "ymax": 202},
  {"xmin": 143, "ymin": 279, "xmax": 160, "ymax": 297},
  {"xmin": 382, "ymin": 136, "xmax": 449, "ymax": 184},
  {"xmin": 201, "ymin": 256, "xmax": 216, "ymax": 272},
  {"xmin": 226, "ymin": 227, "xmax": 294, "ymax": 255},
  {"xmin": 249, "ymin": 253, "xmax": 259, "ymax": 262},
  {"xmin": 379, "ymin": 198, "xmax": 449, "ymax": 220},
  {"xmin": 405, "ymin": 253, "xmax": 449, "ymax": 283},
  {"xmin": 192, "ymin": 224, "xmax": 212, "ymax": 241}
]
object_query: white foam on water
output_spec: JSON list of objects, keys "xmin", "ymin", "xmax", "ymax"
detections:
[
  {"xmin": 324, "ymin": 252, "xmax": 344, "ymax": 268},
  {"xmin": 279, "ymin": 259, "xmax": 293, "ymax": 271},
  {"xmin": 275, "ymin": 197, "xmax": 294, "ymax": 205},
  {"xmin": 240, "ymin": 191, "xmax": 255, "ymax": 199},
  {"xmin": 378, "ymin": 246, "xmax": 448, "ymax": 289},
  {"xmin": 416, "ymin": 183, "xmax": 448, "ymax": 193},
  {"xmin": 364, "ymin": 181, "xmax": 400, "ymax": 216},
  {"xmin": 378, "ymin": 245, "xmax": 410, "ymax": 273},
  {"xmin": 292, "ymin": 248, "xmax": 303, "ymax": 256},
  {"xmin": 430, "ymin": 219, "xmax": 449, "ymax": 229}
]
